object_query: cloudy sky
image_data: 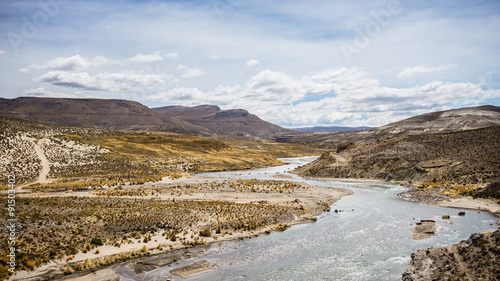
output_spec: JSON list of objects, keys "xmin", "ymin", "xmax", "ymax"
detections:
[{"xmin": 1, "ymin": 0, "xmax": 499, "ymax": 127}]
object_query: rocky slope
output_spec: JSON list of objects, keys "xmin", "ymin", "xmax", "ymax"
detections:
[
  {"xmin": 154, "ymin": 104, "xmax": 297, "ymax": 141},
  {"xmin": 0, "ymin": 98, "xmax": 299, "ymax": 141},
  {"xmin": 0, "ymin": 97, "xmax": 210, "ymax": 135},
  {"xmin": 403, "ymin": 229, "xmax": 500, "ymax": 281},
  {"xmin": 294, "ymin": 105, "xmax": 500, "ymax": 148},
  {"xmin": 294, "ymin": 126, "xmax": 500, "ymax": 194}
]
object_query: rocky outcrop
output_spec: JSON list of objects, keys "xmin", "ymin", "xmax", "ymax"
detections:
[
  {"xmin": 411, "ymin": 220, "xmax": 437, "ymax": 240},
  {"xmin": 403, "ymin": 229, "xmax": 500, "ymax": 281}
]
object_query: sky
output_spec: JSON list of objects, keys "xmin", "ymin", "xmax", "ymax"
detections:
[{"xmin": 1, "ymin": 0, "xmax": 499, "ymax": 128}]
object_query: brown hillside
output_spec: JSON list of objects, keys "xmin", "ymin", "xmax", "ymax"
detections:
[
  {"xmin": 293, "ymin": 105, "xmax": 500, "ymax": 148},
  {"xmin": 154, "ymin": 104, "xmax": 298, "ymax": 141},
  {"xmin": 0, "ymin": 97, "xmax": 209, "ymax": 135},
  {"xmin": 294, "ymin": 127, "xmax": 500, "ymax": 192}
]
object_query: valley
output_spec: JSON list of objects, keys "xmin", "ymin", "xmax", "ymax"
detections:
[{"xmin": 0, "ymin": 98, "xmax": 499, "ymax": 280}]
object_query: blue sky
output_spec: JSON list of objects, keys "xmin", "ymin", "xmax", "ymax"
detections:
[{"xmin": 1, "ymin": 0, "xmax": 499, "ymax": 127}]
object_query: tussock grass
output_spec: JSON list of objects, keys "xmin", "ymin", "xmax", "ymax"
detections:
[{"xmin": 0, "ymin": 194, "xmax": 300, "ymax": 278}]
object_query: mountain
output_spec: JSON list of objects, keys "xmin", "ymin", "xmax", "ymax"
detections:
[
  {"xmin": 0, "ymin": 97, "xmax": 212, "ymax": 135},
  {"xmin": 291, "ymin": 126, "xmax": 373, "ymax": 133},
  {"xmin": 293, "ymin": 105, "xmax": 500, "ymax": 147},
  {"xmin": 153, "ymin": 105, "xmax": 298, "ymax": 141}
]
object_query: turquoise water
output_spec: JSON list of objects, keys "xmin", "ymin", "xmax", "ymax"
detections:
[{"xmin": 117, "ymin": 157, "xmax": 499, "ymax": 281}]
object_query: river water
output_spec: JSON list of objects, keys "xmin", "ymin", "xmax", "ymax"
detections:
[{"xmin": 118, "ymin": 157, "xmax": 499, "ymax": 281}]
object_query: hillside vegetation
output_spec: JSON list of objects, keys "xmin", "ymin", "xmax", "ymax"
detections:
[
  {"xmin": 295, "ymin": 126, "xmax": 500, "ymax": 199},
  {"xmin": 0, "ymin": 116, "xmax": 324, "ymax": 189},
  {"xmin": 292, "ymin": 105, "xmax": 500, "ymax": 148}
]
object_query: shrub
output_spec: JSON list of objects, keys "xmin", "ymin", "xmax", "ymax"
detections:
[
  {"xmin": 64, "ymin": 265, "xmax": 74, "ymax": 275},
  {"xmin": 90, "ymin": 237, "xmax": 104, "ymax": 246},
  {"xmin": 199, "ymin": 228, "xmax": 212, "ymax": 237}
]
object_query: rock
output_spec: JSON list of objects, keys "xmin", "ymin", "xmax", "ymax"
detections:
[
  {"xmin": 411, "ymin": 220, "xmax": 437, "ymax": 240},
  {"xmin": 170, "ymin": 260, "xmax": 213, "ymax": 278}
]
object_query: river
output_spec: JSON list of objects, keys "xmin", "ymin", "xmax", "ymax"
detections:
[{"xmin": 117, "ymin": 157, "xmax": 499, "ymax": 281}]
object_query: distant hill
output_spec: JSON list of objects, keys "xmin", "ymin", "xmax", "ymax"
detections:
[
  {"xmin": 293, "ymin": 105, "xmax": 500, "ymax": 147},
  {"xmin": 153, "ymin": 105, "xmax": 298, "ymax": 141},
  {"xmin": 0, "ymin": 97, "xmax": 209, "ymax": 135},
  {"xmin": 294, "ymin": 126, "xmax": 500, "ymax": 187},
  {"xmin": 291, "ymin": 126, "xmax": 373, "ymax": 133}
]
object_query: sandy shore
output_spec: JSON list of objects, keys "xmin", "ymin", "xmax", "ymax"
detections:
[
  {"xmin": 434, "ymin": 197, "xmax": 500, "ymax": 216},
  {"xmin": 301, "ymin": 176, "xmax": 387, "ymax": 184},
  {"xmin": 398, "ymin": 187, "xmax": 500, "ymax": 217},
  {"xmin": 306, "ymin": 176, "xmax": 500, "ymax": 217}
]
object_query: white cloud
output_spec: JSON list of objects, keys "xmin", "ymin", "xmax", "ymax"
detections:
[
  {"xmin": 0, "ymin": 50, "xmax": 6, "ymax": 55},
  {"xmin": 20, "ymin": 55, "xmax": 111, "ymax": 73},
  {"xmin": 204, "ymin": 53, "xmax": 221, "ymax": 60},
  {"xmin": 149, "ymin": 87, "xmax": 205, "ymax": 103},
  {"xmin": 148, "ymin": 68, "xmax": 500, "ymax": 127},
  {"xmin": 180, "ymin": 68, "xmax": 204, "ymax": 78},
  {"xmin": 164, "ymin": 53, "xmax": 179, "ymax": 59},
  {"xmin": 21, "ymin": 88, "xmax": 75, "ymax": 98},
  {"xmin": 4, "ymin": 1, "xmax": 499, "ymax": 128},
  {"xmin": 398, "ymin": 64, "xmax": 458, "ymax": 78},
  {"xmin": 128, "ymin": 51, "xmax": 165, "ymax": 63},
  {"xmin": 246, "ymin": 59, "xmax": 260, "ymax": 67},
  {"xmin": 36, "ymin": 70, "xmax": 174, "ymax": 92}
]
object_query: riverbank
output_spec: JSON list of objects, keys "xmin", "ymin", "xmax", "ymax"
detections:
[
  {"xmin": 303, "ymin": 175, "xmax": 500, "ymax": 217},
  {"xmin": 301, "ymin": 176, "xmax": 387, "ymax": 184},
  {"xmin": 398, "ymin": 187, "xmax": 500, "ymax": 217},
  {"xmin": 10, "ymin": 174, "xmax": 352, "ymax": 281}
]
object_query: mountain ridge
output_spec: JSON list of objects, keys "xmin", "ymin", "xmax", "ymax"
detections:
[
  {"xmin": 291, "ymin": 126, "xmax": 374, "ymax": 133},
  {"xmin": 153, "ymin": 104, "xmax": 296, "ymax": 141},
  {"xmin": 292, "ymin": 105, "xmax": 500, "ymax": 147},
  {"xmin": 0, "ymin": 97, "xmax": 210, "ymax": 135},
  {"xmin": 1, "ymin": 97, "xmax": 499, "ymax": 144}
]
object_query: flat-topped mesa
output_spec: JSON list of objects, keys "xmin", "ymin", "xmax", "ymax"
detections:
[{"xmin": 0, "ymin": 97, "xmax": 207, "ymax": 134}]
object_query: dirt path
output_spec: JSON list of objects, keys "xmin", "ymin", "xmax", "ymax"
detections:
[
  {"xmin": 34, "ymin": 138, "xmax": 50, "ymax": 184},
  {"xmin": 16, "ymin": 138, "xmax": 50, "ymax": 191}
]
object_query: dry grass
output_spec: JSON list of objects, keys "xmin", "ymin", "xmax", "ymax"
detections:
[
  {"xmin": 0, "ymin": 193, "xmax": 300, "ymax": 279},
  {"xmin": 0, "ymin": 116, "xmax": 325, "ymax": 190}
]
